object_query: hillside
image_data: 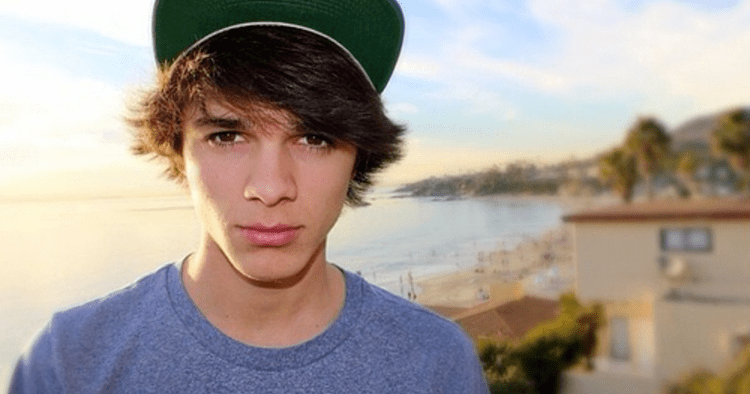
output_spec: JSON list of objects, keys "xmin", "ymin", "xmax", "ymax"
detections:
[
  {"xmin": 670, "ymin": 112, "xmax": 716, "ymax": 153},
  {"xmin": 670, "ymin": 106, "xmax": 750, "ymax": 154},
  {"xmin": 396, "ymin": 106, "xmax": 748, "ymax": 198}
]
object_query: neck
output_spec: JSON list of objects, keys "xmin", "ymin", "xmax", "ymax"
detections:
[{"xmin": 182, "ymin": 238, "xmax": 346, "ymax": 347}]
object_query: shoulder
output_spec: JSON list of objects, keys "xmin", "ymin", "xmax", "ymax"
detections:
[
  {"xmin": 11, "ymin": 263, "xmax": 176, "ymax": 393},
  {"xmin": 51, "ymin": 264, "xmax": 173, "ymax": 338},
  {"xmin": 348, "ymin": 271, "xmax": 472, "ymax": 352},
  {"xmin": 44, "ymin": 263, "xmax": 173, "ymax": 350},
  {"xmin": 345, "ymin": 272, "xmax": 490, "ymax": 393}
]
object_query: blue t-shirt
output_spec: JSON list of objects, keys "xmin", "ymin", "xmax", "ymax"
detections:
[{"xmin": 10, "ymin": 263, "xmax": 489, "ymax": 393}]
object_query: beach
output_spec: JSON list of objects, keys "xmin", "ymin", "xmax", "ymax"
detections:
[
  {"xmin": 414, "ymin": 194, "xmax": 615, "ymax": 308},
  {"xmin": 415, "ymin": 224, "xmax": 575, "ymax": 308}
]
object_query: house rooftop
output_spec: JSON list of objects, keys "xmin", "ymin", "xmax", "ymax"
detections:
[
  {"xmin": 451, "ymin": 296, "xmax": 559, "ymax": 341},
  {"xmin": 564, "ymin": 197, "xmax": 750, "ymax": 223},
  {"xmin": 422, "ymin": 304, "xmax": 468, "ymax": 319}
]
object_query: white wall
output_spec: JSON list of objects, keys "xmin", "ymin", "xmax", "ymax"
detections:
[
  {"xmin": 656, "ymin": 298, "xmax": 750, "ymax": 381},
  {"xmin": 574, "ymin": 220, "xmax": 750, "ymax": 301}
]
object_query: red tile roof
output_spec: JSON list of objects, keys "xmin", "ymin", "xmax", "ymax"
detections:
[
  {"xmin": 452, "ymin": 296, "xmax": 559, "ymax": 341},
  {"xmin": 422, "ymin": 305, "xmax": 468, "ymax": 319},
  {"xmin": 564, "ymin": 197, "xmax": 750, "ymax": 223}
]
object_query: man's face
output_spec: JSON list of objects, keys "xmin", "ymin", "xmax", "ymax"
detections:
[{"xmin": 182, "ymin": 99, "xmax": 356, "ymax": 283}]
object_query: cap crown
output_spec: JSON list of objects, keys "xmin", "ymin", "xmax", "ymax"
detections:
[{"xmin": 153, "ymin": 0, "xmax": 405, "ymax": 92}]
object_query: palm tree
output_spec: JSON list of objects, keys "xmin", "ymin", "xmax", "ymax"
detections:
[
  {"xmin": 676, "ymin": 150, "xmax": 700, "ymax": 198},
  {"xmin": 599, "ymin": 147, "xmax": 638, "ymax": 203},
  {"xmin": 711, "ymin": 108, "xmax": 750, "ymax": 195},
  {"xmin": 624, "ymin": 117, "xmax": 671, "ymax": 200}
]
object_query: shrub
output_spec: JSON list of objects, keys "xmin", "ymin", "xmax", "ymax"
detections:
[{"xmin": 477, "ymin": 293, "xmax": 604, "ymax": 394}]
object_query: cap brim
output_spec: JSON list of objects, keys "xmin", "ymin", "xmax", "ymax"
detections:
[{"xmin": 153, "ymin": 0, "xmax": 405, "ymax": 93}]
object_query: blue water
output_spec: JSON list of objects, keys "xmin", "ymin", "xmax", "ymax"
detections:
[
  {"xmin": 328, "ymin": 190, "xmax": 563, "ymax": 292},
  {"xmin": 329, "ymin": 189, "xmax": 565, "ymax": 293}
]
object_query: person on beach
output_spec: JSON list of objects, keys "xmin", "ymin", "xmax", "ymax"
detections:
[{"xmin": 9, "ymin": 0, "xmax": 489, "ymax": 392}]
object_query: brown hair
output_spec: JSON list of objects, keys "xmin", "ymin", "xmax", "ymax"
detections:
[{"xmin": 129, "ymin": 26, "xmax": 405, "ymax": 206}]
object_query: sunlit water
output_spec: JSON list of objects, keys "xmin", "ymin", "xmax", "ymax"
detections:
[
  {"xmin": 0, "ymin": 189, "xmax": 565, "ymax": 388},
  {"xmin": 329, "ymin": 189, "xmax": 566, "ymax": 292}
]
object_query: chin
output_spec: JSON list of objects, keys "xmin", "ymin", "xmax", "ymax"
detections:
[{"xmin": 232, "ymin": 254, "xmax": 317, "ymax": 288}]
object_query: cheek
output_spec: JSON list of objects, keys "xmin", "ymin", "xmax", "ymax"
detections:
[
  {"xmin": 183, "ymin": 151, "xmax": 230, "ymax": 208},
  {"xmin": 183, "ymin": 153, "xmax": 207, "ymax": 197},
  {"xmin": 184, "ymin": 141, "xmax": 228, "ymax": 189},
  {"xmin": 298, "ymin": 152, "xmax": 352, "ymax": 203},
  {"xmin": 183, "ymin": 157, "xmax": 236, "ymax": 238},
  {"xmin": 329, "ymin": 151, "xmax": 356, "ymax": 189},
  {"xmin": 319, "ymin": 157, "xmax": 356, "ymax": 204},
  {"xmin": 184, "ymin": 159, "xmax": 213, "ymax": 220}
]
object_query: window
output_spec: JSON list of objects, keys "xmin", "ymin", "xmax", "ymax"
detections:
[
  {"xmin": 610, "ymin": 317, "xmax": 630, "ymax": 361},
  {"xmin": 732, "ymin": 334, "xmax": 750, "ymax": 357},
  {"xmin": 660, "ymin": 228, "xmax": 712, "ymax": 252}
]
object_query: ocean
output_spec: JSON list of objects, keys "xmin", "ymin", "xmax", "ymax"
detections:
[{"xmin": 0, "ymin": 188, "xmax": 566, "ymax": 388}]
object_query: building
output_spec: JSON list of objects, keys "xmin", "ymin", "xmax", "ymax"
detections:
[
  {"xmin": 450, "ymin": 295, "xmax": 560, "ymax": 342},
  {"xmin": 562, "ymin": 197, "xmax": 750, "ymax": 393},
  {"xmin": 424, "ymin": 281, "xmax": 560, "ymax": 342}
]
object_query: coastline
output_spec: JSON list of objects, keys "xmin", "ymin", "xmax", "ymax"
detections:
[
  {"xmin": 414, "ymin": 193, "xmax": 617, "ymax": 308},
  {"xmin": 415, "ymin": 224, "xmax": 574, "ymax": 308}
]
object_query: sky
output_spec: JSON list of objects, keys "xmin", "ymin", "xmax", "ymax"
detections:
[{"xmin": 0, "ymin": 0, "xmax": 748, "ymax": 198}]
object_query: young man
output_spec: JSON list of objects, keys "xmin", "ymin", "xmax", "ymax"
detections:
[{"xmin": 10, "ymin": 0, "xmax": 489, "ymax": 392}]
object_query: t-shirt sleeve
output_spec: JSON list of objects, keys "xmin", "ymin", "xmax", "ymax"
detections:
[
  {"xmin": 433, "ymin": 332, "xmax": 491, "ymax": 394},
  {"xmin": 8, "ymin": 322, "xmax": 63, "ymax": 394}
]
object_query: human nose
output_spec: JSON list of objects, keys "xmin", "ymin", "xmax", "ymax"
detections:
[{"xmin": 243, "ymin": 146, "xmax": 297, "ymax": 206}]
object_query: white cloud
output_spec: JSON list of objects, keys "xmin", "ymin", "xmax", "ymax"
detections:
[
  {"xmin": 388, "ymin": 102, "xmax": 420, "ymax": 116},
  {"xmin": 395, "ymin": 56, "xmax": 445, "ymax": 81},
  {"xmin": 528, "ymin": 0, "xmax": 750, "ymax": 116},
  {"xmin": 430, "ymin": 82, "xmax": 520, "ymax": 118},
  {"xmin": 529, "ymin": 0, "xmax": 625, "ymax": 27},
  {"xmin": 0, "ymin": 43, "xmax": 128, "ymax": 169},
  {"xmin": 0, "ymin": 0, "xmax": 153, "ymax": 47},
  {"xmin": 451, "ymin": 47, "xmax": 573, "ymax": 92},
  {"xmin": 399, "ymin": 0, "xmax": 750, "ymax": 124},
  {"xmin": 424, "ymin": 0, "xmax": 483, "ymax": 20}
]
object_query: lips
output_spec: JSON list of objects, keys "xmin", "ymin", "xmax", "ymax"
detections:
[{"xmin": 238, "ymin": 224, "xmax": 301, "ymax": 246}]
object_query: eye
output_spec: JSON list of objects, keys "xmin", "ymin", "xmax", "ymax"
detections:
[
  {"xmin": 207, "ymin": 131, "xmax": 245, "ymax": 146},
  {"xmin": 298, "ymin": 134, "xmax": 333, "ymax": 148}
]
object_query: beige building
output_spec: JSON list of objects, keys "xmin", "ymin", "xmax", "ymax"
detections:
[{"xmin": 562, "ymin": 198, "xmax": 750, "ymax": 393}]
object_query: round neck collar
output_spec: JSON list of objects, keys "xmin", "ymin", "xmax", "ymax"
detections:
[{"xmin": 165, "ymin": 261, "xmax": 364, "ymax": 371}]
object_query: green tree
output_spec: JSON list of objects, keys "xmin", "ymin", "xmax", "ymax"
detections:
[
  {"xmin": 665, "ymin": 369, "xmax": 723, "ymax": 394},
  {"xmin": 523, "ymin": 294, "xmax": 605, "ymax": 372},
  {"xmin": 676, "ymin": 150, "xmax": 701, "ymax": 198},
  {"xmin": 477, "ymin": 294, "xmax": 604, "ymax": 394},
  {"xmin": 711, "ymin": 108, "xmax": 750, "ymax": 194},
  {"xmin": 663, "ymin": 346, "xmax": 750, "ymax": 394},
  {"xmin": 624, "ymin": 117, "xmax": 672, "ymax": 200},
  {"xmin": 599, "ymin": 147, "xmax": 638, "ymax": 203}
]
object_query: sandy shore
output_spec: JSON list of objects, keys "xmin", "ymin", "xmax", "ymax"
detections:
[
  {"xmin": 415, "ymin": 194, "xmax": 615, "ymax": 308},
  {"xmin": 415, "ymin": 225, "xmax": 574, "ymax": 307}
]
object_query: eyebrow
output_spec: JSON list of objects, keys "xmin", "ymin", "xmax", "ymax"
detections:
[
  {"xmin": 189, "ymin": 103, "xmax": 306, "ymax": 135},
  {"xmin": 192, "ymin": 115, "xmax": 246, "ymax": 130}
]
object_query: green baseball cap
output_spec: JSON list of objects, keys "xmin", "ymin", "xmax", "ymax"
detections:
[{"xmin": 152, "ymin": 0, "xmax": 405, "ymax": 93}]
